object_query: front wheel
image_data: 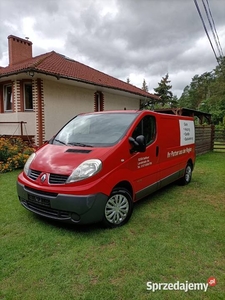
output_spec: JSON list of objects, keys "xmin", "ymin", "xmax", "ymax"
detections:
[
  {"xmin": 102, "ymin": 188, "xmax": 133, "ymax": 228},
  {"xmin": 179, "ymin": 163, "xmax": 192, "ymax": 185}
]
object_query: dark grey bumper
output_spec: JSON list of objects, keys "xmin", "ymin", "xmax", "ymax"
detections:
[{"xmin": 17, "ymin": 182, "xmax": 108, "ymax": 224}]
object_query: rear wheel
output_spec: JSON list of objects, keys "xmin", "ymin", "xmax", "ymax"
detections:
[
  {"xmin": 179, "ymin": 163, "xmax": 192, "ymax": 185},
  {"xmin": 102, "ymin": 188, "xmax": 133, "ymax": 228}
]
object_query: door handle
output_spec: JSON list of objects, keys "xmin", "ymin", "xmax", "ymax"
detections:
[{"xmin": 156, "ymin": 146, "xmax": 159, "ymax": 157}]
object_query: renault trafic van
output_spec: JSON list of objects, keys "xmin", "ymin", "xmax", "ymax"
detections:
[{"xmin": 17, "ymin": 110, "xmax": 195, "ymax": 227}]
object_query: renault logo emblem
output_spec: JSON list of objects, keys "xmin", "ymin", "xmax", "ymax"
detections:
[{"xmin": 41, "ymin": 174, "xmax": 47, "ymax": 183}]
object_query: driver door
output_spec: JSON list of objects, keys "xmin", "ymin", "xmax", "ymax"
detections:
[{"xmin": 129, "ymin": 114, "xmax": 160, "ymax": 200}]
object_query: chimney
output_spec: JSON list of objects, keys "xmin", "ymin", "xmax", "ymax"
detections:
[{"xmin": 8, "ymin": 35, "xmax": 33, "ymax": 65}]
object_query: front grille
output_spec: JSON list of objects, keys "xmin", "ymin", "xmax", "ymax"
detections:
[
  {"xmin": 49, "ymin": 173, "xmax": 69, "ymax": 184},
  {"xmin": 24, "ymin": 200, "xmax": 71, "ymax": 220},
  {"xmin": 28, "ymin": 169, "xmax": 69, "ymax": 185},
  {"xmin": 29, "ymin": 169, "xmax": 41, "ymax": 180}
]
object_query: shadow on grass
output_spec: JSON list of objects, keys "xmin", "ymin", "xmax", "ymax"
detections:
[
  {"xmin": 32, "ymin": 213, "xmax": 106, "ymax": 233},
  {"xmin": 29, "ymin": 181, "xmax": 183, "ymax": 232},
  {"xmin": 134, "ymin": 181, "xmax": 178, "ymax": 208}
]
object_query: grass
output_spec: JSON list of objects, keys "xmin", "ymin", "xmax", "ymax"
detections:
[{"xmin": 0, "ymin": 152, "xmax": 225, "ymax": 300}]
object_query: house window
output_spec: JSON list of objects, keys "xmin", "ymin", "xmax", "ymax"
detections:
[
  {"xmin": 24, "ymin": 83, "xmax": 33, "ymax": 110},
  {"xmin": 4, "ymin": 85, "xmax": 12, "ymax": 111},
  {"xmin": 94, "ymin": 92, "xmax": 104, "ymax": 112}
]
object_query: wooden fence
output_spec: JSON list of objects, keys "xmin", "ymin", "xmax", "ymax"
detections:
[{"xmin": 195, "ymin": 125, "xmax": 214, "ymax": 155}]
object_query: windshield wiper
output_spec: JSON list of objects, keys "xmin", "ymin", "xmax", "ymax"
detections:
[
  {"xmin": 68, "ymin": 142, "xmax": 93, "ymax": 147},
  {"xmin": 54, "ymin": 139, "xmax": 67, "ymax": 145}
]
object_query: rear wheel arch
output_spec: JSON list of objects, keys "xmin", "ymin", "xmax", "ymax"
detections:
[
  {"xmin": 187, "ymin": 159, "xmax": 194, "ymax": 170},
  {"xmin": 179, "ymin": 160, "xmax": 193, "ymax": 185}
]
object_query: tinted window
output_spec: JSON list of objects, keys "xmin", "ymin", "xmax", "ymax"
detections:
[
  {"xmin": 24, "ymin": 83, "xmax": 33, "ymax": 110},
  {"xmin": 132, "ymin": 115, "xmax": 156, "ymax": 145}
]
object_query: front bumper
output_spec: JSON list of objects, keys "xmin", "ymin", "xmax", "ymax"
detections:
[{"xmin": 17, "ymin": 181, "xmax": 108, "ymax": 224}]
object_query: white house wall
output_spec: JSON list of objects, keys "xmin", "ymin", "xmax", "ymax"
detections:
[
  {"xmin": 43, "ymin": 80, "xmax": 94, "ymax": 140},
  {"xmin": 17, "ymin": 112, "xmax": 36, "ymax": 136},
  {"xmin": 0, "ymin": 112, "xmax": 35, "ymax": 136},
  {"xmin": 0, "ymin": 78, "xmax": 141, "ymax": 143},
  {"xmin": 43, "ymin": 80, "xmax": 141, "ymax": 141},
  {"xmin": 103, "ymin": 92, "xmax": 139, "ymax": 111}
]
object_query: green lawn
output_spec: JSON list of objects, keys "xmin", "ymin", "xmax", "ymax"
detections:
[{"xmin": 0, "ymin": 152, "xmax": 225, "ymax": 300}]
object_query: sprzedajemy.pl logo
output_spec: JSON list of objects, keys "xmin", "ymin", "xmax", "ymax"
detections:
[{"xmin": 146, "ymin": 277, "xmax": 217, "ymax": 292}]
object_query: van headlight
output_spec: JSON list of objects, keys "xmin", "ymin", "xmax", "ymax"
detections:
[
  {"xmin": 24, "ymin": 153, "xmax": 36, "ymax": 175},
  {"xmin": 66, "ymin": 159, "xmax": 102, "ymax": 183}
]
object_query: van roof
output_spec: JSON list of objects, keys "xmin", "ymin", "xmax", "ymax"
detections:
[
  {"xmin": 79, "ymin": 110, "xmax": 141, "ymax": 115},
  {"xmin": 79, "ymin": 110, "xmax": 194, "ymax": 120}
]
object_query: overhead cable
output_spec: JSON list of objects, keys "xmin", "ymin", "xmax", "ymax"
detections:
[
  {"xmin": 193, "ymin": 0, "xmax": 220, "ymax": 63},
  {"xmin": 205, "ymin": 0, "xmax": 224, "ymax": 57}
]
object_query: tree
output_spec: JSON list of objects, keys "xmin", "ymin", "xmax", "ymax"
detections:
[
  {"xmin": 153, "ymin": 73, "xmax": 173, "ymax": 106},
  {"xmin": 179, "ymin": 72, "xmax": 213, "ymax": 110},
  {"xmin": 209, "ymin": 57, "xmax": 225, "ymax": 124},
  {"xmin": 140, "ymin": 79, "xmax": 154, "ymax": 109},
  {"xmin": 178, "ymin": 56, "xmax": 225, "ymax": 125},
  {"xmin": 171, "ymin": 95, "xmax": 178, "ymax": 108},
  {"xmin": 142, "ymin": 79, "xmax": 148, "ymax": 92}
]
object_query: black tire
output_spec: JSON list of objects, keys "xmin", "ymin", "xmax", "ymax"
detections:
[
  {"xmin": 102, "ymin": 188, "xmax": 133, "ymax": 228},
  {"xmin": 179, "ymin": 163, "xmax": 192, "ymax": 185}
]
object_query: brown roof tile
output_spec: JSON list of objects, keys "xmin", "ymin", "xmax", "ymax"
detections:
[{"xmin": 0, "ymin": 51, "xmax": 158, "ymax": 100}]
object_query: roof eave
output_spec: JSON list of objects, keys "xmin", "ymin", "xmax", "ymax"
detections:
[
  {"xmin": 0, "ymin": 68, "xmax": 159, "ymax": 100},
  {"xmin": 38, "ymin": 70, "xmax": 159, "ymax": 100},
  {"xmin": 0, "ymin": 67, "xmax": 35, "ymax": 78}
]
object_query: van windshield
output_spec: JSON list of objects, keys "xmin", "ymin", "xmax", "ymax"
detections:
[{"xmin": 52, "ymin": 113, "xmax": 138, "ymax": 147}]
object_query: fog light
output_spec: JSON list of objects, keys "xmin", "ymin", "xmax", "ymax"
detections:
[{"xmin": 71, "ymin": 213, "xmax": 80, "ymax": 222}]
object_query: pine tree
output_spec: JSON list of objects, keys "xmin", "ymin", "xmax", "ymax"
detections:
[
  {"xmin": 142, "ymin": 79, "xmax": 148, "ymax": 92},
  {"xmin": 154, "ymin": 73, "xmax": 173, "ymax": 107}
]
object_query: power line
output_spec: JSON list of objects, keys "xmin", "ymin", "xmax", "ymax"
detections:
[
  {"xmin": 193, "ymin": 0, "xmax": 219, "ymax": 63},
  {"xmin": 193, "ymin": 0, "xmax": 223, "ymax": 64},
  {"xmin": 202, "ymin": 0, "xmax": 221, "ymax": 57},
  {"xmin": 205, "ymin": 0, "xmax": 224, "ymax": 57}
]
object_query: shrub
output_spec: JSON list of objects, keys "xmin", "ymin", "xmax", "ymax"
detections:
[{"xmin": 0, "ymin": 137, "xmax": 34, "ymax": 173}]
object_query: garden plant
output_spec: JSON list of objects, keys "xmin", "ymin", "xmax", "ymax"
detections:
[{"xmin": 0, "ymin": 137, "xmax": 34, "ymax": 173}]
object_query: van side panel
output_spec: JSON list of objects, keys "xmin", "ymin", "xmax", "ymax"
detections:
[{"xmin": 157, "ymin": 114, "xmax": 195, "ymax": 188}]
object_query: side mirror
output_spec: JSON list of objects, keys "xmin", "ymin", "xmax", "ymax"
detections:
[{"xmin": 129, "ymin": 135, "xmax": 146, "ymax": 153}]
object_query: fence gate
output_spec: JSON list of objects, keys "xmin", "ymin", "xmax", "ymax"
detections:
[{"xmin": 213, "ymin": 128, "xmax": 225, "ymax": 152}]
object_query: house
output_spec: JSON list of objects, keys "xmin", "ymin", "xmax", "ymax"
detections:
[{"xmin": 0, "ymin": 35, "xmax": 159, "ymax": 146}]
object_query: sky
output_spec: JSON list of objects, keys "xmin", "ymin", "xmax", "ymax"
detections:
[{"xmin": 0, "ymin": 0, "xmax": 224, "ymax": 98}]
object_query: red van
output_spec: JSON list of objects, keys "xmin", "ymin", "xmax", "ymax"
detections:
[{"xmin": 17, "ymin": 110, "xmax": 195, "ymax": 227}]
